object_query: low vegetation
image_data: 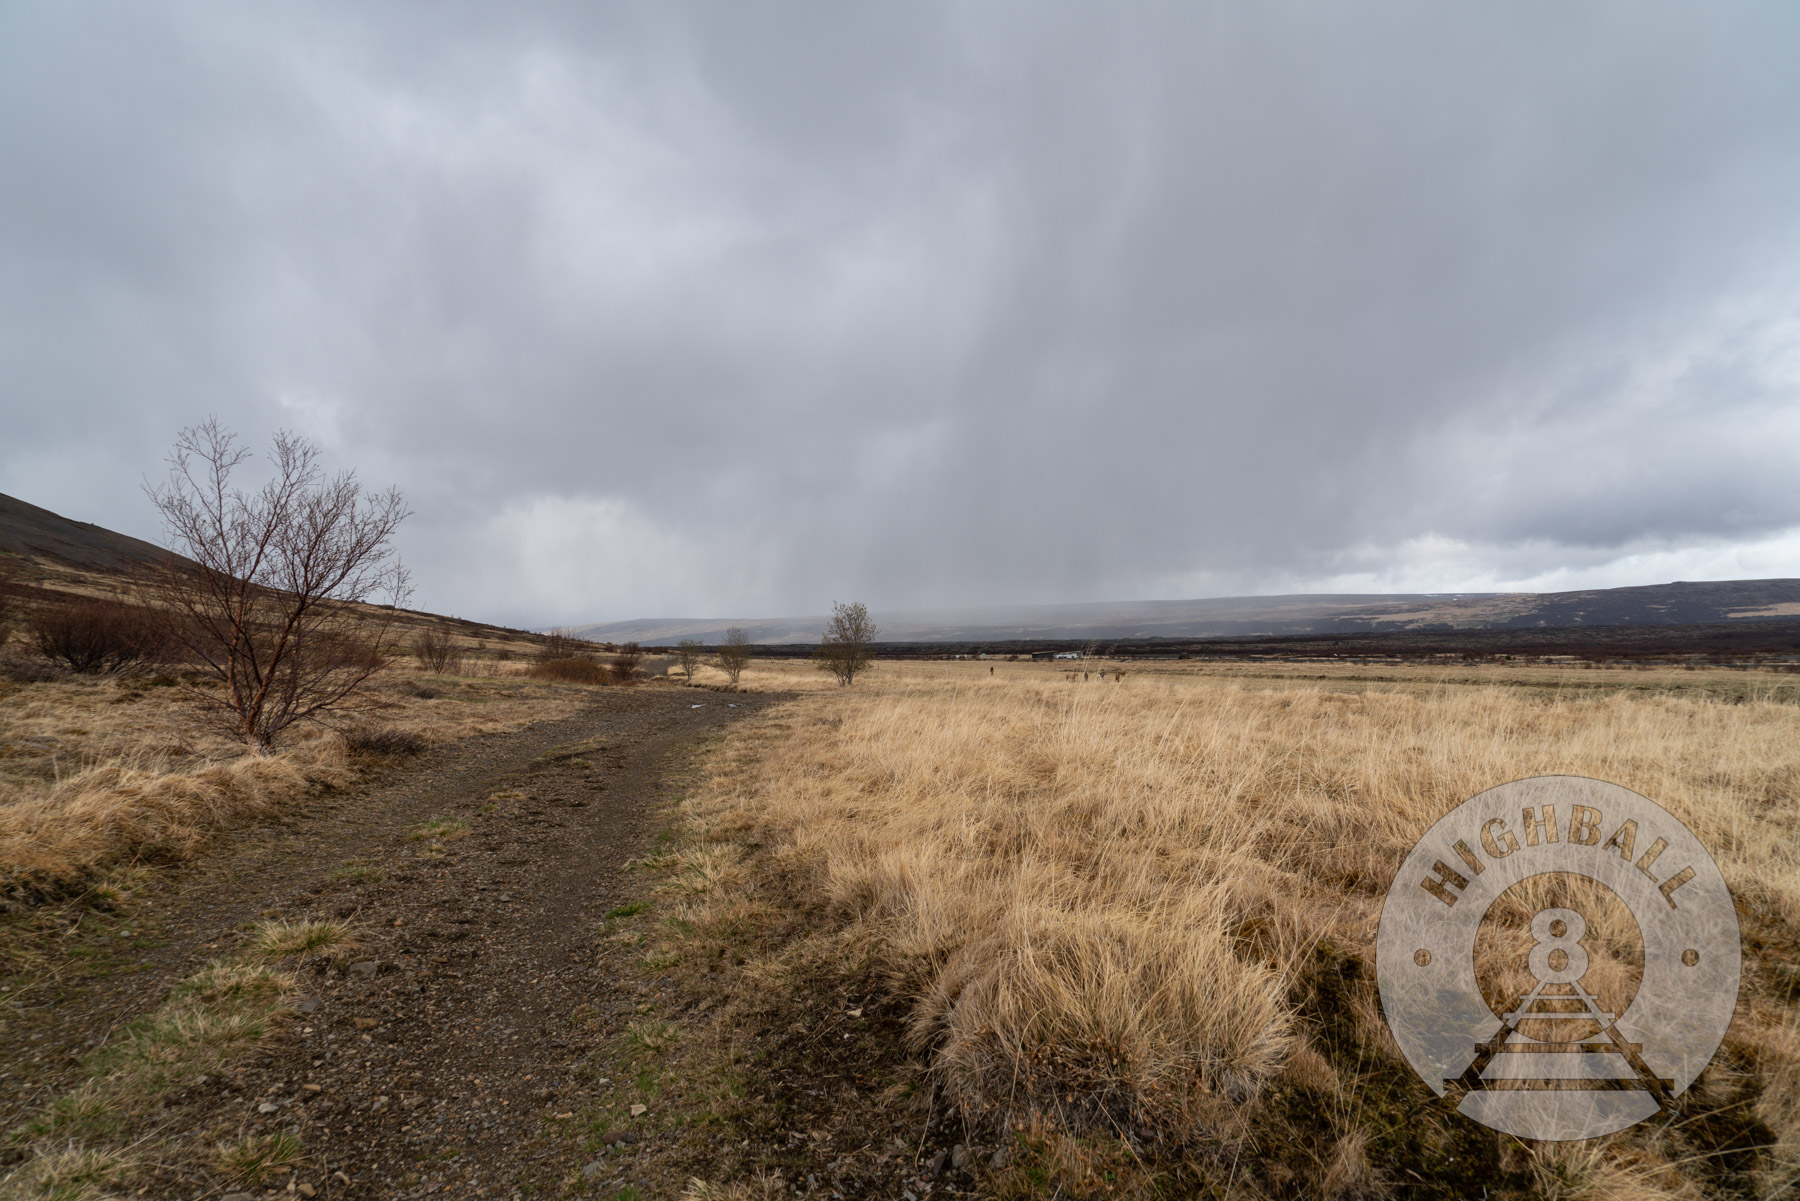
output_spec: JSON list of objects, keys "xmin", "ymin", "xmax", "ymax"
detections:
[
  {"xmin": 0, "ymin": 668, "xmax": 595, "ymax": 902},
  {"xmin": 652, "ymin": 662, "xmax": 1800, "ymax": 1198},
  {"xmin": 27, "ymin": 596, "xmax": 164, "ymax": 675},
  {"xmin": 412, "ymin": 626, "xmax": 464, "ymax": 674},
  {"xmin": 2, "ymin": 917, "xmax": 354, "ymax": 1199}
]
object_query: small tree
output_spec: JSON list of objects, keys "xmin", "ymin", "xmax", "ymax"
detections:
[
  {"xmin": 413, "ymin": 627, "xmax": 462, "ymax": 674},
  {"xmin": 676, "ymin": 639, "xmax": 705, "ymax": 683},
  {"xmin": 715, "ymin": 626, "xmax": 752, "ymax": 685},
  {"xmin": 146, "ymin": 419, "xmax": 411, "ymax": 753},
  {"xmin": 814, "ymin": 601, "xmax": 878, "ymax": 686},
  {"xmin": 612, "ymin": 641, "xmax": 643, "ymax": 683}
]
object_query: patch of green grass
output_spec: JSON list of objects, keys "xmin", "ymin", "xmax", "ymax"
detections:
[
  {"xmin": 626, "ymin": 1019, "xmax": 677, "ymax": 1054},
  {"xmin": 605, "ymin": 901, "xmax": 650, "ymax": 921},
  {"xmin": 327, "ymin": 862, "xmax": 385, "ymax": 884},
  {"xmin": 7, "ymin": 916, "xmax": 330, "ymax": 1195}
]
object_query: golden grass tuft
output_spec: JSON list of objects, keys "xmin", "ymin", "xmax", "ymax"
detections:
[
  {"xmin": 247, "ymin": 916, "xmax": 357, "ymax": 960},
  {"xmin": 216, "ymin": 1131, "xmax": 304, "ymax": 1185},
  {"xmin": 681, "ymin": 1171, "xmax": 789, "ymax": 1201},
  {"xmin": 0, "ymin": 751, "xmax": 326, "ymax": 895},
  {"xmin": 0, "ymin": 1143, "xmax": 134, "ymax": 1201}
]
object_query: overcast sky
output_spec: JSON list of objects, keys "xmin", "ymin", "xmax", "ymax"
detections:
[{"xmin": 5, "ymin": 3, "xmax": 1800, "ymax": 627}]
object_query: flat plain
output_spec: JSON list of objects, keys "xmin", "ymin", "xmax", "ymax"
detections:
[{"xmin": 3, "ymin": 651, "xmax": 1797, "ymax": 1200}]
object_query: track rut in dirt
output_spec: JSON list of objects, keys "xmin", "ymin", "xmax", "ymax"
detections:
[{"xmin": 3, "ymin": 685, "xmax": 778, "ymax": 1198}]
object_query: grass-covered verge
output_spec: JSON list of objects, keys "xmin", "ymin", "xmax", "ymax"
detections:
[
  {"xmin": 0, "ymin": 666, "xmax": 597, "ymax": 905},
  {"xmin": 0, "ymin": 917, "xmax": 356, "ymax": 1200},
  {"xmin": 540, "ymin": 669, "xmax": 1800, "ymax": 1200}
]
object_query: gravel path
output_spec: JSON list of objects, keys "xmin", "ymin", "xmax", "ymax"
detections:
[{"xmin": 3, "ymin": 685, "xmax": 778, "ymax": 1198}]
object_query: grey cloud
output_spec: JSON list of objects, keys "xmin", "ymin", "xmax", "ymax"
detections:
[{"xmin": 4, "ymin": 2, "xmax": 1799, "ymax": 626}]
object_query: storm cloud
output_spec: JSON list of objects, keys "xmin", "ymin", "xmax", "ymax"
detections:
[{"xmin": 5, "ymin": 2, "xmax": 1799, "ymax": 626}]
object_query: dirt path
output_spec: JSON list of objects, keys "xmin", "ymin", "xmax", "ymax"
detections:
[{"xmin": 3, "ymin": 685, "xmax": 780, "ymax": 1198}]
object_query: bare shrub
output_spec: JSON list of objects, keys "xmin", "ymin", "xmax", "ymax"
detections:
[
  {"xmin": 612, "ymin": 641, "xmax": 643, "ymax": 683},
  {"xmin": 530, "ymin": 657, "xmax": 611, "ymax": 685},
  {"xmin": 0, "ymin": 659, "xmax": 61, "ymax": 684},
  {"xmin": 538, "ymin": 630, "xmax": 589, "ymax": 661},
  {"xmin": 716, "ymin": 626, "xmax": 752, "ymax": 685},
  {"xmin": 0, "ymin": 558, "xmax": 19, "ymax": 637},
  {"xmin": 146, "ymin": 419, "xmax": 410, "ymax": 753},
  {"xmin": 412, "ymin": 627, "xmax": 463, "ymax": 674},
  {"xmin": 29, "ymin": 595, "xmax": 166, "ymax": 674},
  {"xmin": 343, "ymin": 726, "xmax": 427, "ymax": 756},
  {"xmin": 813, "ymin": 601, "xmax": 877, "ymax": 686},
  {"xmin": 676, "ymin": 639, "xmax": 705, "ymax": 683}
]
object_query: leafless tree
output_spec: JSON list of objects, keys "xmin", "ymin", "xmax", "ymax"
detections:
[
  {"xmin": 413, "ymin": 627, "xmax": 463, "ymax": 674},
  {"xmin": 676, "ymin": 639, "xmax": 705, "ymax": 683},
  {"xmin": 715, "ymin": 626, "xmax": 752, "ymax": 685},
  {"xmin": 146, "ymin": 419, "xmax": 411, "ymax": 753},
  {"xmin": 814, "ymin": 601, "xmax": 878, "ymax": 686}
]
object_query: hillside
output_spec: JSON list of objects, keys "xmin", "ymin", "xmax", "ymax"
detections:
[
  {"xmin": 568, "ymin": 579, "xmax": 1800, "ymax": 645},
  {"xmin": 0, "ymin": 493, "xmax": 177, "ymax": 573},
  {"xmin": 0, "ymin": 492, "xmax": 546, "ymax": 655}
]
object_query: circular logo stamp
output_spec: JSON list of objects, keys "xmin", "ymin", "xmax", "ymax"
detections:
[{"xmin": 1376, "ymin": 776, "xmax": 1740, "ymax": 1141}]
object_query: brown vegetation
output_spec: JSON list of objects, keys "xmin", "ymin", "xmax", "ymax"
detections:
[
  {"xmin": 716, "ymin": 626, "xmax": 752, "ymax": 685},
  {"xmin": 146, "ymin": 419, "xmax": 411, "ymax": 752},
  {"xmin": 530, "ymin": 657, "xmax": 612, "ymax": 685},
  {"xmin": 27, "ymin": 595, "xmax": 165, "ymax": 674},
  {"xmin": 0, "ymin": 668, "xmax": 598, "ymax": 901},
  {"xmin": 0, "ymin": 558, "xmax": 19, "ymax": 633},
  {"xmin": 412, "ymin": 626, "xmax": 464, "ymax": 674},
  {"xmin": 677, "ymin": 639, "xmax": 705, "ymax": 683},
  {"xmin": 813, "ymin": 601, "xmax": 877, "ymax": 686},
  {"xmin": 662, "ymin": 663, "xmax": 1800, "ymax": 1197}
]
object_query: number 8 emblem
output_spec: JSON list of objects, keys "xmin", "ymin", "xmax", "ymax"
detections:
[{"xmin": 1377, "ymin": 777, "xmax": 1740, "ymax": 1141}]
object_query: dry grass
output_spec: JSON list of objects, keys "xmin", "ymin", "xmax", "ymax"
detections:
[
  {"xmin": 669, "ymin": 663, "xmax": 1800, "ymax": 1195},
  {"xmin": 0, "ymin": 667, "xmax": 596, "ymax": 898},
  {"xmin": 2, "ymin": 916, "xmax": 354, "ymax": 1198}
]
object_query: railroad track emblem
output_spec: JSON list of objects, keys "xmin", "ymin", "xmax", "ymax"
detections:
[{"xmin": 1377, "ymin": 776, "xmax": 1739, "ymax": 1140}]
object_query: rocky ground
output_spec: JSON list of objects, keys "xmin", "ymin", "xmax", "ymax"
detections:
[{"xmin": 3, "ymin": 685, "xmax": 781, "ymax": 1199}]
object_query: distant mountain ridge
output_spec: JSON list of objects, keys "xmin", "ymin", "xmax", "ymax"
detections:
[{"xmin": 565, "ymin": 579, "xmax": 1800, "ymax": 645}]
